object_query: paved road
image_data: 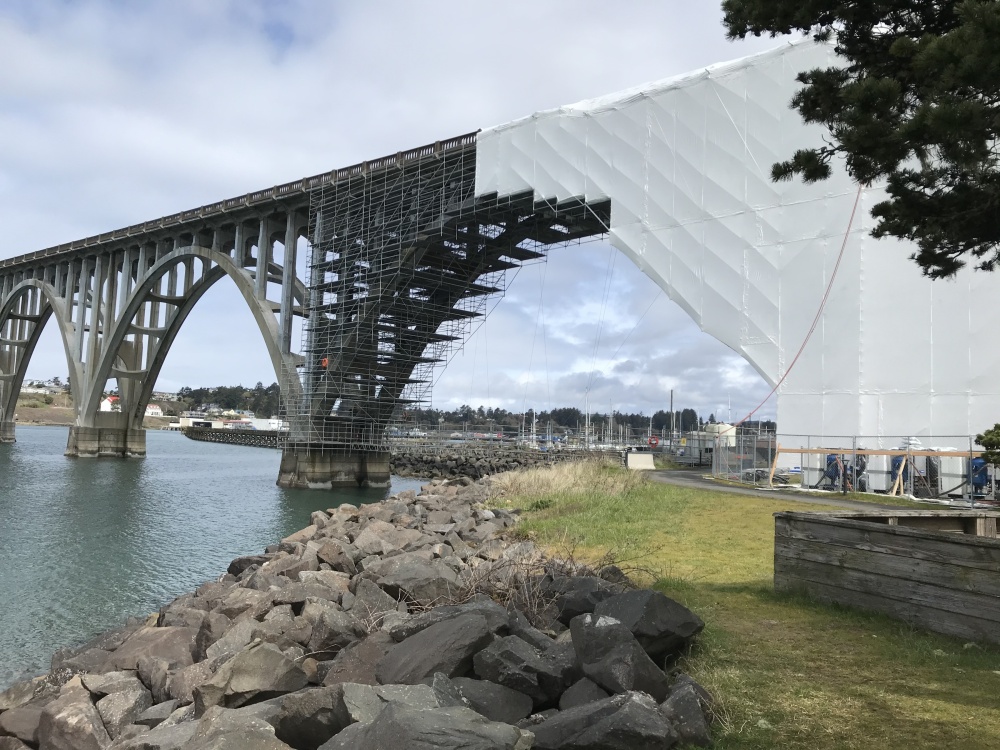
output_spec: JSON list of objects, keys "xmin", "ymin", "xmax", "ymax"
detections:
[{"xmin": 648, "ymin": 469, "xmax": 904, "ymax": 511}]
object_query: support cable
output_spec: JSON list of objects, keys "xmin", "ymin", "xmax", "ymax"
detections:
[{"xmin": 724, "ymin": 185, "xmax": 864, "ymax": 433}]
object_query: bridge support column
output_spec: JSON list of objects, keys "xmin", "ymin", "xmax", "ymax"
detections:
[
  {"xmin": 276, "ymin": 447, "xmax": 390, "ymax": 489},
  {"xmin": 0, "ymin": 421, "xmax": 14, "ymax": 443},
  {"xmin": 65, "ymin": 425, "xmax": 146, "ymax": 458}
]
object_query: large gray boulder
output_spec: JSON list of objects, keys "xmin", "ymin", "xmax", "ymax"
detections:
[
  {"xmin": 193, "ymin": 642, "xmax": 308, "ymax": 714},
  {"xmin": 184, "ymin": 706, "xmax": 294, "ymax": 749},
  {"xmin": 376, "ymin": 559, "xmax": 463, "ymax": 603},
  {"xmin": 0, "ymin": 677, "xmax": 45, "ymax": 712},
  {"xmin": 386, "ymin": 598, "xmax": 509, "ymax": 642},
  {"xmin": 37, "ymin": 676, "xmax": 112, "ymax": 750},
  {"xmin": 106, "ymin": 720, "xmax": 198, "ymax": 749},
  {"xmin": 450, "ymin": 677, "xmax": 534, "ymax": 725},
  {"xmin": 230, "ymin": 686, "xmax": 346, "ymax": 750},
  {"xmin": 81, "ymin": 672, "xmax": 147, "ymax": 698},
  {"xmin": 532, "ymin": 691, "xmax": 679, "ymax": 750},
  {"xmin": 570, "ymin": 614, "xmax": 670, "ymax": 701},
  {"xmin": 350, "ymin": 579, "xmax": 401, "ymax": 626},
  {"xmin": 0, "ymin": 701, "xmax": 47, "ymax": 745},
  {"xmin": 472, "ymin": 635, "xmax": 568, "ymax": 707},
  {"xmin": 305, "ymin": 605, "xmax": 365, "ymax": 656},
  {"xmin": 96, "ymin": 687, "xmax": 153, "ymax": 739},
  {"xmin": 594, "ymin": 589, "xmax": 704, "ymax": 662},
  {"xmin": 0, "ymin": 737, "xmax": 32, "ymax": 749},
  {"xmin": 318, "ymin": 703, "xmax": 533, "ymax": 750},
  {"xmin": 109, "ymin": 627, "xmax": 198, "ymax": 671},
  {"xmin": 322, "ymin": 631, "xmax": 395, "ymax": 687},
  {"xmin": 376, "ymin": 611, "xmax": 494, "ymax": 684}
]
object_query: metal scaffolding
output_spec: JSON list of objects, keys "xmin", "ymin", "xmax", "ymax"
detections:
[{"xmin": 281, "ymin": 134, "xmax": 609, "ymax": 452}]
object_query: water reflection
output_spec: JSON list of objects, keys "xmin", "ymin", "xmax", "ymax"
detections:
[{"xmin": 0, "ymin": 425, "xmax": 424, "ymax": 689}]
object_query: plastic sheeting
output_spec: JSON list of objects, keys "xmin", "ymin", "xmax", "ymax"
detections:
[{"xmin": 475, "ymin": 40, "xmax": 1000, "ymax": 445}]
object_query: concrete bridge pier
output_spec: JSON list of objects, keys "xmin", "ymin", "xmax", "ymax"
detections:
[
  {"xmin": 0, "ymin": 421, "xmax": 14, "ymax": 444},
  {"xmin": 66, "ymin": 415, "xmax": 146, "ymax": 458},
  {"xmin": 276, "ymin": 447, "xmax": 390, "ymax": 489}
]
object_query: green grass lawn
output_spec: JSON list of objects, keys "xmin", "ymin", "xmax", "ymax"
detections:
[{"xmin": 492, "ymin": 462, "xmax": 1000, "ymax": 750}]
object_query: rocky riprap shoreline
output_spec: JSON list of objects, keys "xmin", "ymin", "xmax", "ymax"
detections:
[
  {"xmin": 0, "ymin": 476, "xmax": 712, "ymax": 750},
  {"xmin": 390, "ymin": 447, "xmax": 617, "ymax": 480}
]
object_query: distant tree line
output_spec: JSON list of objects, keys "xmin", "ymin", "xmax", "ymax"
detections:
[
  {"xmin": 178, "ymin": 382, "xmax": 280, "ymax": 418},
  {"xmin": 403, "ymin": 404, "xmax": 775, "ymax": 433}
]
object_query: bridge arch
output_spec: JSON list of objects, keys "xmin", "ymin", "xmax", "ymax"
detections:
[
  {"xmin": 78, "ymin": 245, "xmax": 304, "ymax": 430},
  {"xmin": 0, "ymin": 280, "xmax": 77, "ymax": 441}
]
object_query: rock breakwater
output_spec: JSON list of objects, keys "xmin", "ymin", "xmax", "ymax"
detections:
[
  {"xmin": 390, "ymin": 447, "xmax": 619, "ymax": 480},
  {"xmin": 0, "ymin": 475, "xmax": 712, "ymax": 749}
]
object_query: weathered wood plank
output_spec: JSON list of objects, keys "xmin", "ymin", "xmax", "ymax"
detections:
[
  {"xmin": 775, "ymin": 574, "xmax": 1000, "ymax": 644},
  {"xmin": 773, "ymin": 556, "xmax": 1000, "ymax": 624},
  {"xmin": 775, "ymin": 516, "xmax": 1000, "ymax": 571},
  {"xmin": 774, "ymin": 536, "xmax": 1000, "ymax": 598}
]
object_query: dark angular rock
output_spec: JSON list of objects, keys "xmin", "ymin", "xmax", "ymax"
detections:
[
  {"xmin": 451, "ymin": 677, "xmax": 534, "ymax": 724},
  {"xmin": 507, "ymin": 607, "xmax": 554, "ymax": 651},
  {"xmin": 350, "ymin": 579, "xmax": 401, "ymax": 625},
  {"xmin": 558, "ymin": 677, "xmax": 610, "ymax": 710},
  {"xmin": 318, "ymin": 703, "xmax": 532, "ymax": 750},
  {"xmin": 532, "ymin": 690, "xmax": 678, "ymax": 750},
  {"xmin": 386, "ymin": 597, "xmax": 509, "ymax": 642},
  {"xmin": 544, "ymin": 575, "xmax": 620, "ymax": 625},
  {"xmin": 135, "ymin": 699, "xmax": 180, "ymax": 728},
  {"xmin": 594, "ymin": 589, "xmax": 704, "ymax": 662},
  {"xmin": 322, "ymin": 631, "xmax": 395, "ymax": 687},
  {"xmin": 569, "ymin": 613, "xmax": 670, "ymax": 701},
  {"xmin": 472, "ymin": 635, "xmax": 567, "ymax": 707},
  {"xmin": 376, "ymin": 611, "xmax": 494, "ymax": 684},
  {"xmin": 193, "ymin": 642, "xmax": 308, "ymax": 715},
  {"xmin": 660, "ymin": 681, "xmax": 712, "ymax": 747},
  {"xmin": 228, "ymin": 555, "xmax": 274, "ymax": 576},
  {"xmin": 306, "ymin": 606, "xmax": 364, "ymax": 657},
  {"xmin": 376, "ymin": 559, "xmax": 462, "ymax": 603},
  {"xmin": 0, "ymin": 737, "xmax": 32, "ymax": 750}
]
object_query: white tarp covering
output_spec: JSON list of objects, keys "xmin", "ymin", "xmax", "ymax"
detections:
[{"xmin": 476, "ymin": 40, "xmax": 1000, "ymax": 445}]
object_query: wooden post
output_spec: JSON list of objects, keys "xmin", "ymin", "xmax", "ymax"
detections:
[
  {"xmin": 890, "ymin": 456, "xmax": 908, "ymax": 496},
  {"xmin": 768, "ymin": 443, "xmax": 781, "ymax": 488}
]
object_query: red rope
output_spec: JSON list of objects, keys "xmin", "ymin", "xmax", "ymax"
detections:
[{"xmin": 722, "ymin": 185, "xmax": 864, "ymax": 434}]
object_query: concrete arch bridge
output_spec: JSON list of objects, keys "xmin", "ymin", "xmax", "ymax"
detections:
[{"xmin": 3, "ymin": 40, "xmax": 997, "ymax": 488}]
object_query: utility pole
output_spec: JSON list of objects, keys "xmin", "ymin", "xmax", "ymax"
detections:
[{"xmin": 670, "ymin": 389, "xmax": 675, "ymax": 446}]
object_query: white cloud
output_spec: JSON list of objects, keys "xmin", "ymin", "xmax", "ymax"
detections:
[{"xmin": 2, "ymin": 1, "xmax": 785, "ymax": 420}]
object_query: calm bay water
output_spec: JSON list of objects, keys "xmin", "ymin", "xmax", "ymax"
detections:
[{"xmin": 0, "ymin": 425, "xmax": 423, "ymax": 690}]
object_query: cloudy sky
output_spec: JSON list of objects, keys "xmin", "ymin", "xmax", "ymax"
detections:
[{"xmin": 1, "ymin": 1, "xmax": 788, "ymax": 422}]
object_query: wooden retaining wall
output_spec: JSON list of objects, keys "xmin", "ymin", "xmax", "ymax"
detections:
[{"xmin": 774, "ymin": 510, "xmax": 1000, "ymax": 644}]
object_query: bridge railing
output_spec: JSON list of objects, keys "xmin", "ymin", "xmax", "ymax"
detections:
[{"xmin": 0, "ymin": 132, "xmax": 479, "ymax": 271}]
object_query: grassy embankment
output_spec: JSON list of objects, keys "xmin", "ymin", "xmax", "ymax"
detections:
[
  {"xmin": 489, "ymin": 461, "xmax": 1000, "ymax": 750},
  {"xmin": 13, "ymin": 394, "xmax": 176, "ymax": 429}
]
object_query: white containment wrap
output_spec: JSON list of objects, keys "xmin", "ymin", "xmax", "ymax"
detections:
[{"xmin": 475, "ymin": 40, "xmax": 1000, "ymax": 444}]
